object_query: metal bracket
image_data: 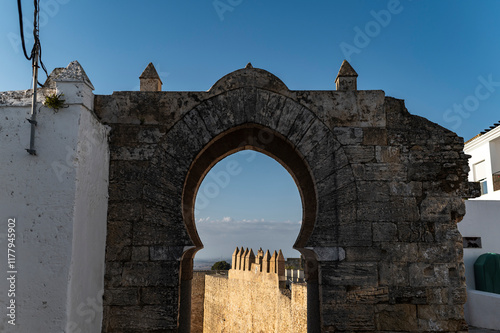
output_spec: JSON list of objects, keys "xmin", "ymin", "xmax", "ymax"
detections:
[{"xmin": 26, "ymin": 118, "xmax": 37, "ymax": 126}]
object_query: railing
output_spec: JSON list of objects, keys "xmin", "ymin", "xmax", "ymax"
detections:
[{"xmin": 493, "ymin": 172, "xmax": 500, "ymax": 192}]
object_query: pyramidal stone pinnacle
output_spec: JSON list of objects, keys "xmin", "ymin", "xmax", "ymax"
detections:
[
  {"xmin": 139, "ymin": 62, "xmax": 162, "ymax": 91},
  {"xmin": 335, "ymin": 59, "xmax": 358, "ymax": 91}
]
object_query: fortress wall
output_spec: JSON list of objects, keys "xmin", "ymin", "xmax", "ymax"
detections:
[
  {"xmin": 203, "ymin": 273, "xmax": 307, "ymax": 333},
  {"xmin": 191, "ymin": 272, "xmax": 206, "ymax": 333},
  {"xmin": 191, "ymin": 271, "xmax": 221, "ymax": 333}
]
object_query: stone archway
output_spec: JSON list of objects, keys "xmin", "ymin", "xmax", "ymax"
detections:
[
  {"xmin": 142, "ymin": 88, "xmax": 357, "ymax": 332},
  {"xmin": 180, "ymin": 123, "xmax": 330, "ymax": 332},
  {"xmin": 97, "ymin": 62, "xmax": 477, "ymax": 332}
]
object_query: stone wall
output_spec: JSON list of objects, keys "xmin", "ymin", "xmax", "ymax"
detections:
[
  {"xmin": 96, "ymin": 61, "xmax": 479, "ymax": 332},
  {"xmin": 191, "ymin": 271, "xmax": 220, "ymax": 333},
  {"xmin": 203, "ymin": 274, "xmax": 307, "ymax": 333}
]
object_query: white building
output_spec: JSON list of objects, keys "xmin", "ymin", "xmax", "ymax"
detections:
[
  {"xmin": 464, "ymin": 125, "xmax": 500, "ymax": 199},
  {"xmin": 459, "ymin": 123, "xmax": 500, "ymax": 330}
]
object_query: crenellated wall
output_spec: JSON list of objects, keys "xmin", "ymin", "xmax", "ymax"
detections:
[
  {"xmin": 230, "ymin": 247, "xmax": 286, "ymax": 287},
  {"xmin": 203, "ymin": 247, "xmax": 307, "ymax": 333}
]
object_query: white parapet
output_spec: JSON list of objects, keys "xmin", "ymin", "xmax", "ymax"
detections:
[{"xmin": 464, "ymin": 289, "xmax": 500, "ymax": 330}]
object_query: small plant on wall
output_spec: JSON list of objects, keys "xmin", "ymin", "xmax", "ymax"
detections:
[{"xmin": 43, "ymin": 93, "xmax": 66, "ymax": 112}]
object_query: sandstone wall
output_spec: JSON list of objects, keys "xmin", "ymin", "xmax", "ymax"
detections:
[
  {"xmin": 203, "ymin": 274, "xmax": 307, "ymax": 333},
  {"xmin": 191, "ymin": 271, "xmax": 216, "ymax": 333}
]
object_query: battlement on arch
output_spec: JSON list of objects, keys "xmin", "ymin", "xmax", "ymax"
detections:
[{"xmin": 229, "ymin": 247, "xmax": 286, "ymax": 287}]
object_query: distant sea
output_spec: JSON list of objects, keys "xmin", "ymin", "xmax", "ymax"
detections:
[{"xmin": 194, "ymin": 258, "xmax": 231, "ymax": 271}]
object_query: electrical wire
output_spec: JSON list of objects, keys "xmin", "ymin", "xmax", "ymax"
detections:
[{"xmin": 17, "ymin": 0, "xmax": 49, "ymax": 86}]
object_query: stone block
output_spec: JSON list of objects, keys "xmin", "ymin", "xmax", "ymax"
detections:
[
  {"xmin": 107, "ymin": 305, "xmax": 176, "ymax": 331},
  {"xmin": 398, "ymin": 221, "xmax": 436, "ymax": 243},
  {"xmin": 363, "ymin": 128, "xmax": 387, "ymax": 145},
  {"xmin": 275, "ymin": 98, "xmax": 304, "ymax": 136},
  {"xmin": 109, "ymin": 160, "xmax": 147, "ymax": 182},
  {"xmin": 252, "ymin": 91, "xmax": 286, "ymax": 129},
  {"xmin": 335, "ymin": 165, "xmax": 356, "ymax": 188},
  {"xmin": 110, "ymin": 123, "xmax": 142, "ymax": 147},
  {"xmin": 103, "ymin": 288, "xmax": 139, "ymax": 306},
  {"xmin": 322, "ymin": 304, "xmax": 375, "ymax": 331},
  {"xmin": 388, "ymin": 181, "xmax": 422, "ymax": 197},
  {"xmin": 137, "ymin": 126, "xmax": 165, "ymax": 143},
  {"xmin": 105, "ymin": 220, "xmax": 132, "ymax": 261},
  {"xmin": 131, "ymin": 246, "xmax": 149, "ymax": 261},
  {"xmin": 409, "ymin": 263, "xmax": 450, "ymax": 287},
  {"xmin": 344, "ymin": 145, "xmax": 375, "ymax": 163},
  {"xmin": 307, "ymin": 246, "xmax": 346, "ymax": 261},
  {"xmin": 345, "ymin": 247, "xmax": 382, "ymax": 262},
  {"xmin": 380, "ymin": 242, "xmax": 418, "ymax": 262},
  {"xmin": 375, "ymin": 304, "xmax": 417, "ymax": 331},
  {"xmin": 107, "ymin": 202, "xmax": 142, "ymax": 221},
  {"xmin": 357, "ymin": 181, "xmax": 390, "ymax": 202},
  {"xmin": 417, "ymin": 305, "xmax": 467, "ymax": 331},
  {"xmin": 373, "ymin": 223, "xmax": 398, "ymax": 242},
  {"xmin": 321, "ymin": 262, "xmax": 378, "ymax": 287},
  {"xmin": 108, "ymin": 180, "xmax": 143, "ymax": 201},
  {"xmin": 376, "ymin": 145, "xmax": 400, "ymax": 163},
  {"xmin": 426, "ymin": 287, "xmax": 454, "ymax": 305},
  {"xmin": 346, "ymin": 286, "xmax": 389, "ymax": 304},
  {"xmin": 418, "ymin": 242, "xmax": 459, "ymax": 263},
  {"xmin": 339, "ymin": 222, "xmax": 373, "ymax": 246},
  {"xmin": 357, "ymin": 198, "xmax": 419, "ymax": 222},
  {"xmin": 121, "ymin": 262, "xmax": 179, "ymax": 287},
  {"xmin": 420, "ymin": 196, "xmax": 451, "ymax": 222},
  {"xmin": 195, "ymin": 101, "xmax": 225, "ymax": 137},
  {"xmin": 141, "ymin": 287, "xmax": 177, "ymax": 305},
  {"xmin": 388, "ymin": 286, "xmax": 427, "ymax": 305},
  {"xmin": 333, "ymin": 127, "xmax": 363, "ymax": 145},
  {"xmin": 298, "ymin": 118, "xmax": 332, "ymax": 156},
  {"xmin": 182, "ymin": 109, "xmax": 213, "ymax": 147},
  {"xmin": 104, "ymin": 262, "xmax": 124, "ymax": 288},
  {"xmin": 379, "ymin": 262, "xmax": 409, "ymax": 286},
  {"xmin": 150, "ymin": 245, "xmax": 185, "ymax": 261},
  {"xmin": 286, "ymin": 106, "xmax": 316, "ymax": 145},
  {"xmin": 352, "ymin": 163, "xmax": 407, "ymax": 181},
  {"xmin": 110, "ymin": 144, "xmax": 157, "ymax": 161}
]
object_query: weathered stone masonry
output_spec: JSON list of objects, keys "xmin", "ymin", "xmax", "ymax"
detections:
[{"xmin": 95, "ymin": 61, "xmax": 479, "ymax": 332}]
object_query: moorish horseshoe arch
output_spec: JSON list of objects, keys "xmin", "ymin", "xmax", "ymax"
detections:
[
  {"xmin": 98, "ymin": 63, "xmax": 476, "ymax": 333},
  {"xmin": 145, "ymin": 88, "xmax": 357, "ymax": 332}
]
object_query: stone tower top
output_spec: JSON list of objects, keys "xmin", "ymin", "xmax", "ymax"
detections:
[
  {"xmin": 46, "ymin": 60, "xmax": 94, "ymax": 90},
  {"xmin": 335, "ymin": 59, "xmax": 358, "ymax": 91},
  {"xmin": 139, "ymin": 62, "xmax": 162, "ymax": 92}
]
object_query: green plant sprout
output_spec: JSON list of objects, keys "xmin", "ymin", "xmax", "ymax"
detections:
[{"xmin": 43, "ymin": 93, "xmax": 66, "ymax": 112}]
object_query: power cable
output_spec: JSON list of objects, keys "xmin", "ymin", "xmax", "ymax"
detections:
[{"xmin": 17, "ymin": 0, "xmax": 49, "ymax": 86}]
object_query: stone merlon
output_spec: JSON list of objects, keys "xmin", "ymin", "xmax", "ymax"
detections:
[
  {"xmin": 139, "ymin": 62, "xmax": 162, "ymax": 92},
  {"xmin": 335, "ymin": 59, "xmax": 358, "ymax": 91}
]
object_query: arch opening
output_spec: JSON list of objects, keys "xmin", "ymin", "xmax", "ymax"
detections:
[
  {"xmin": 194, "ymin": 150, "xmax": 303, "ymax": 263},
  {"xmin": 179, "ymin": 124, "xmax": 320, "ymax": 333}
]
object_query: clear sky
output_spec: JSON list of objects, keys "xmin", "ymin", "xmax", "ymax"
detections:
[{"xmin": 1, "ymin": 1, "xmax": 500, "ymax": 260}]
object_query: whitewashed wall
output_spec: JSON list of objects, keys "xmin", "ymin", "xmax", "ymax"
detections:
[
  {"xmin": 458, "ymin": 200, "xmax": 500, "ymax": 329},
  {"xmin": 0, "ymin": 61, "xmax": 109, "ymax": 333}
]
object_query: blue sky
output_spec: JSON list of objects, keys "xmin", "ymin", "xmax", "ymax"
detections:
[{"xmin": 1, "ymin": 1, "xmax": 500, "ymax": 260}]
